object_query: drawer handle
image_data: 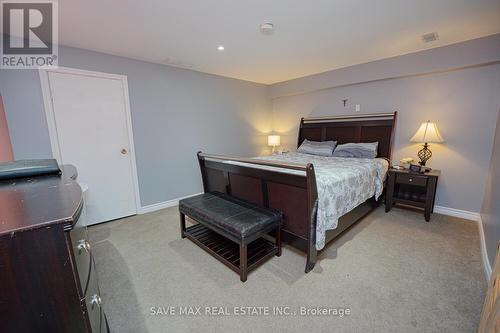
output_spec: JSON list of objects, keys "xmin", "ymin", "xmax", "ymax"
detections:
[
  {"xmin": 90, "ymin": 294, "xmax": 102, "ymax": 309},
  {"xmin": 408, "ymin": 178, "xmax": 413, "ymax": 182},
  {"xmin": 77, "ymin": 239, "xmax": 91, "ymax": 253}
]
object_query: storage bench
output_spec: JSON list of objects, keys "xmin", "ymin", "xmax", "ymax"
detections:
[{"xmin": 179, "ymin": 192, "xmax": 282, "ymax": 282}]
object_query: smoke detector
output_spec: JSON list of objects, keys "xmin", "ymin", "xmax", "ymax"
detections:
[
  {"xmin": 421, "ymin": 32, "xmax": 439, "ymax": 43},
  {"xmin": 260, "ymin": 23, "xmax": 274, "ymax": 35}
]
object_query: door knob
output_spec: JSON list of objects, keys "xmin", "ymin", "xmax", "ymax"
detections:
[{"xmin": 121, "ymin": 148, "xmax": 127, "ymax": 154}]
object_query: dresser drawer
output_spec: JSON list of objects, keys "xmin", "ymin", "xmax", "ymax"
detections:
[
  {"xmin": 69, "ymin": 197, "xmax": 92, "ymax": 296},
  {"xmin": 396, "ymin": 173, "xmax": 427, "ymax": 187},
  {"xmin": 101, "ymin": 311, "xmax": 110, "ymax": 333},
  {"xmin": 84, "ymin": 262, "xmax": 102, "ymax": 333},
  {"xmin": 69, "ymin": 222, "xmax": 91, "ymax": 296}
]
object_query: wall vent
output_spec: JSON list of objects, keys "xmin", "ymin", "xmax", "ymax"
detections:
[
  {"xmin": 162, "ymin": 57, "xmax": 194, "ymax": 69},
  {"xmin": 421, "ymin": 32, "xmax": 439, "ymax": 43}
]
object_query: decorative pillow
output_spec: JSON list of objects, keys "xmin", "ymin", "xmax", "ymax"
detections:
[
  {"xmin": 297, "ymin": 139, "xmax": 337, "ymax": 156},
  {"xmin": 332, "ymin": 142, "xmax": 379, "ymax": 158}
]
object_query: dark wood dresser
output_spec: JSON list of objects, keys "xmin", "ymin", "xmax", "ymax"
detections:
[{"xmin": 0, "ymin": 165, "xmax": 109, "ymax": 333}]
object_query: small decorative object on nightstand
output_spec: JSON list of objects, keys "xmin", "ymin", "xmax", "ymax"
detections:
[
  {"xmin": 399, "ymin": 157, "xmax": 415, "ymax": 169},
  {"xmin": 385, "ymin": 168, "xmax": 440, "ymax": 222},
  {"xmin": 410, "ymin": 120, "xmax": 444, "ymax": 167},
  {"xmin": 268, "ymin": 135, "xmax": 281, "ymax": 154}
]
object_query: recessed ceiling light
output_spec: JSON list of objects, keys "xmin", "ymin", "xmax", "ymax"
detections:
[{"xmin": 217, "ymin": 45, "xmax": 225, "ymax": 51}]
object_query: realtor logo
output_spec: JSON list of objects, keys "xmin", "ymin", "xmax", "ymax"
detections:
[{"xmin": 1, "ymin": 1, "xmax": 58, "ymax": 69}]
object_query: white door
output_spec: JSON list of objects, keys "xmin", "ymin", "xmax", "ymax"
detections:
[{"xmin": 45, "ymin": 70, "xmax": 138, "ymax": 225}]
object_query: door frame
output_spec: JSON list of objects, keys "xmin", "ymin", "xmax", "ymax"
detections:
[{"xmin": 39, "ymin": 66, "xmax": 141, "ymax": 214}]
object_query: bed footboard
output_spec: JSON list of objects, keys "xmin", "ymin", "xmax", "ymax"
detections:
[{"xmin": 197, "ymin": 152, "xmax": 319, "ymax": 273}]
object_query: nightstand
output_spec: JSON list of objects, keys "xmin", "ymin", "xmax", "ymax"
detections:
[{"xmin": 385, "ymin": 168, "xmax": 440, "ymax": 222}]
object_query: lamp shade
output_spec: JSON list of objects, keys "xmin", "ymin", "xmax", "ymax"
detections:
[
  {"xmin": 410, "ymin": 121, "xmax": 444, "ymax": 144},
  {"xmin": 267, "ymin": 135, "xmax": 280, "ymax": 147}
]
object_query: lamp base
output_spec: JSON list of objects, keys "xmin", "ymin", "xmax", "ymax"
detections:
[
  {"xmin": 421, "ymin": 166, "xmax": 432, "ymax": 173},
  {"xmin": 417, "ymin": 143, "xmax": 432, "ymax": 166}
]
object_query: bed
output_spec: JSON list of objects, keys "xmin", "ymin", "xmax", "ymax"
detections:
[{"xmin": 197, "ymin": 112, "xmax": 397, "ymax": 273}]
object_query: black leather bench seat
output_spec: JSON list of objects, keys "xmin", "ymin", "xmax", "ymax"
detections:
[
  {"xmin": 179, "ymin": 192, "xmax": 283, "ymax": 282},
  {"xmin": 179, "ymin": 192, "xmax": 282, "ymax": 242}
]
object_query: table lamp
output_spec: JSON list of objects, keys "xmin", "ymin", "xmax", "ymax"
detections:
[
  {"xmin": 268, "ymin": 135, "xmax": 280, "ymax": 153},
  {"xmin": 410, "ymin": 120, "xmax": 444, "ymax": 166}
]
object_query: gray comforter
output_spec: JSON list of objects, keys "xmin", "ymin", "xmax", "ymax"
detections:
[{"xmin": 256, "ymin": 153, "xmax": 388, "ymax": 250}]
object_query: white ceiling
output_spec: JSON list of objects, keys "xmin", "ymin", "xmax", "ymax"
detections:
[{"xmin": 58, "ymin": 0, "xmax": 500, "ymax": 84}]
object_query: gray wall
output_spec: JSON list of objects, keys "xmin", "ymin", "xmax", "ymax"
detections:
[
  {"xmin": 0, "ymin": 46, "xmax": 271, "ymax": 206},
  {"xmin": 481, "ymin": 111, "xmax": 500, "ymax": 266},
  {"xmin": 1, "ymin": 34, "xmax": 500, "ymax": 214},
  {"xmin": 270, "ymin": 35, "xmax": 500, "ymax": 213}
]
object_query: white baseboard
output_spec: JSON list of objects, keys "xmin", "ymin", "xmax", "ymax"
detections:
[
  {"xmin": 434, "ymin": 205, "xmax": 481, "ymax": 222},
  {"xmin": 434, "ymin": 205, "xmax": 491, "ymax": 280},
  {"xmin": 478, "ymin": 216, "xmax": 493, "ymax": 280},
  {"xmin": 138, "ymin": 192, "xmax": 203, "ymax": 214}
]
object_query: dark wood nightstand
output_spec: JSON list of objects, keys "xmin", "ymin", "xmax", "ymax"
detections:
[{"xmin": 385, "ymin": 168, "xmax": 440, "ymax": 222}]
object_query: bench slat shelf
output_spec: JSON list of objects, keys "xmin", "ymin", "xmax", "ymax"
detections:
[
  {"xmin": 184, "ymin": 223, "xmax": 278, "ymax": 274},
  {"xmin": 179, "ymin": 192, "xmax": 282, "ymax": 282}
]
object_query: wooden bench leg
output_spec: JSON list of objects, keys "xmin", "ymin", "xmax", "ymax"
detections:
[
  {"xmin": 275, "ymin": 225, "xmax": 282, "ymax": 257},
  {"xmin": 240, "ymin": 243, "xmax": 247, "ymax": 282},
  {"xmin": 180, "ymin": 212, "xmax": 186, "ymax": 238}
]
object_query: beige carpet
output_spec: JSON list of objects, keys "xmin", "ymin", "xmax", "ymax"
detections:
[{"xmin": 88, "ymin": 206, "xmax": 486, "ymax": 333}]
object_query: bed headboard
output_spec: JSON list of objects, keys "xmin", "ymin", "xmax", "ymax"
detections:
[{"xmin": 297, "ymin": 112, "xmax": 397, "ymax": 159}]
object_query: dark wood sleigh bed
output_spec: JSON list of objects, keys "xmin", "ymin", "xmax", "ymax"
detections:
[{"xmin": 196, "ymin": 112, "xmax": 397, "ymax": 273}]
